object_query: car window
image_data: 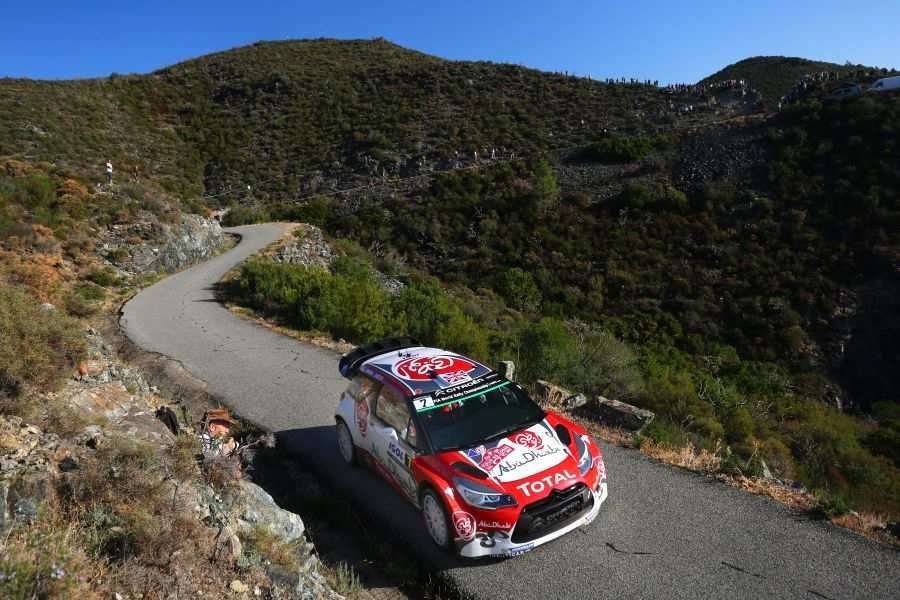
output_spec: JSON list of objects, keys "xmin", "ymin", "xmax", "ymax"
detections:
[
  {"xmin": 375, "ymin": 385, "xmax": 412, "ymax": 434},
  {"xmin": 348, "ymin": 375, "xmax": 379, "ymax": 401}
]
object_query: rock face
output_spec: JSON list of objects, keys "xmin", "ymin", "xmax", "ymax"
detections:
[
  {"xmin": 154, "ymin": 214, "xmax": 226, "ymax": 273},
  {"xmin": 100, "ymin": 212, "xmax": 226, "ymax": 275},
  {"xmin": 0, "ymin": 416, "xmax": 60, "ymax": 537},
  {"xmin": 272, "ymin": 225, "xmax": 333, "ymax": 269},
  {"xmin": 273, "ymin": 223, "xmax": 405, "ymax": 295},
  {"xmin": 212, "ymin": 479, "xmax": 341, "ymax": 600},
  {"xmin": 672, "ymin": 123, "xmax": 768, "ymax": 190}
]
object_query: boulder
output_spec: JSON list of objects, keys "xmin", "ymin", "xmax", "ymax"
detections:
[
  {"xmin": 497, "ymin": 361, "xmax": 516, "ymax": 381},
  {"xmin": 220, "ymin": 479, "xmax": 306, "ymax": 543},
  {"xmin": 534, "ymin": 380, "xmax": 586, "ymax": 409},
  {"xmin": 594, "ymin": 396, "xmax": 655, "ymax": 431}
]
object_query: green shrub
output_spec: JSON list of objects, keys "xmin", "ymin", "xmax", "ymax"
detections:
[
  {"xmin": 580, "ymin": 135, "xmax": 655, "ymax": 163},
  {"xmin": 0, "ymin": 286, "xmax": 86, "ymax": 395},
  {"xmin": 64, "ymin": 282, "xmax": 106, "ymax": 316},
  {"xmin": 496, "ymin": 267, "xmax": 541, "ymax": 313},
  {"xmin": 237, "ymin": 259, "xmax": 392, "ymax": 342},
  {"xmin": 86, "ymin": 267, "xmax": 120, "ymax": 287}
]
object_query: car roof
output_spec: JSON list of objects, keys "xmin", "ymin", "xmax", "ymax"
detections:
[{"xmin": 358, "ymin": 345, "xmax": 495, "ymax": 398}]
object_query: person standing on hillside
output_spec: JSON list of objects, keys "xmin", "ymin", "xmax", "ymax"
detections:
[{"xmin": 105, "ymin": 160, "xmax": 113, "ymax": 185}]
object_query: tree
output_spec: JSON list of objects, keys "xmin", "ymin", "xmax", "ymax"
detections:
[{"xmin": 497, "ymin": 267, "xmax": 541, "ymax": 313}]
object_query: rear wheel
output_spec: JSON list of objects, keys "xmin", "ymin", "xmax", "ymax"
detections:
[
  {"xmin": 336, "ymin": 419, "xmax": 357, "ymax": 466},
  {"xmin": 421, "ymin": 488, "xmax": 452, "ymax": 550}
]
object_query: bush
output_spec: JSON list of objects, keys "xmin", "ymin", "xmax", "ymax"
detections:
[
  {"xmin": 0, "ymin": 286, "xmax": 85, "ymax": 395},
  {"xmin": 86, "ymin": 267, "xmax": 120, "ymax": 287},
  {"xmin": 580, "ymin": 135, "xmax": 655, "ymax": 163},
  {"xmin": 237, "ymin": 259, "xmax": 392, "ymax": 342},
  {"xmin": 64, "ymin": 282, "xmax": 106, "ymax": 316},
  {"xmin": 496, "ymin": 267, "xmax": 541, "ymax": 313}
]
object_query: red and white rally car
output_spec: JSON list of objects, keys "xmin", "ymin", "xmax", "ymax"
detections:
[{"xmin": 335, "ymin": 337, "xmax": 608, "ymax": 558}]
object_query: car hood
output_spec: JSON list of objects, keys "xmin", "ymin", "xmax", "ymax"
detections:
[{"xmin": 455, "ymin": 419, "xmax": 573, "ymax": 483}]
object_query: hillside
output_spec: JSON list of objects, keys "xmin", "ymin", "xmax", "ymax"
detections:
[
  {"xmin": 2, "ymin": 39, "xmax": 689, "ymax": 203},
  {"xmin": 701, "ymin": 56, "xmax": 860, "ymax": 103},
  {"xmin": 2, "ymin": 38, "xmax": 899, "ymax": 519}
]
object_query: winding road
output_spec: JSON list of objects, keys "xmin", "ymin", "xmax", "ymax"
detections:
[{"xmin": 121, "ymin": 224, "xmax": 899, "ymax": 600}]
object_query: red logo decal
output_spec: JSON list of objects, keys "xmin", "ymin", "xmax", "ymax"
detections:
[
  {"xmin": 512, "ymin": 431, "xmax": 543, "ymax": 449},
  {"xmin": 480, "ymin": 445, "xmax": 514, "ymax": 472},
  {"xmin": 356, "ymin": 400, "xmax": 369, "ymax": 436},
  {"xmin": 394, "ymin": 355, "xmax": 476, "ymax": 381},
  {"xmin": 452, "ymin": 511, "xmax": 476, "ymax": 541}
]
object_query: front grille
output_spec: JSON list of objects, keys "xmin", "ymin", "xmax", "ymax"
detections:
[{"xmin": 511, "ymin": 483, "xmax": 593, "ymax": 543}]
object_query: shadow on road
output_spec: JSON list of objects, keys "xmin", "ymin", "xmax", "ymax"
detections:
[{"xmin": 249, "ymin": 424, "xmax": 507, "ymax": 595}]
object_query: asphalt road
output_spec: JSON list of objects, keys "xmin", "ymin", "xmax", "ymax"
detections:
[{"xmin": 121, "ymin": 224, "xmax": 899, "ymax": 600}]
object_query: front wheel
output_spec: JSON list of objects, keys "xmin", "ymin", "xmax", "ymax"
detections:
[
  {"xmin": 336, "ymin": 419, "xmax": 357, "ymax": 466},
  {"xmin": 421, "ymin": 488, "xmax": 453, "ymax": 550}
]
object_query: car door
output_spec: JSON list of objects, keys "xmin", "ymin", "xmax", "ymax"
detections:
[
  {"xmin": 344, "ymin": 374, "xmax": 381, "ymax": 442},
  {"xmin": 370, "ymin": 385, "xmax": 419, "ymax": 500}
]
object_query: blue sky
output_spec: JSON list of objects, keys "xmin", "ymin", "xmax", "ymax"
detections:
[{"xmin": 2, "ymin": 1, "xmax": 898, "ymax": 82}]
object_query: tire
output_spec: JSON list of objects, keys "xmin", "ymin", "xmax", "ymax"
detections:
[
  {"xmin": 421, "ymin": 488, "xmax": 453, "ymax": 551},
  {"xmin": 336, "ymin": 419, "xmax": 357, "ymax": 466}
]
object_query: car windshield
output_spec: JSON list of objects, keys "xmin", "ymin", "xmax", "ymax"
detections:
[{"xmin": 416, "ymin": 382, "xmax": 545, "ymax": 452}]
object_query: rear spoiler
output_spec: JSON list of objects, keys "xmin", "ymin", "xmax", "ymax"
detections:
[{"xmin": 338, "ymin": 336, "xmax": 421, "ymax": 379}]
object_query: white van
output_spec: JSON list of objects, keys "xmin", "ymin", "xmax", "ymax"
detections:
[{"xmin": 866, "ymin": 76, "xmax": 900, "ymax": 93}]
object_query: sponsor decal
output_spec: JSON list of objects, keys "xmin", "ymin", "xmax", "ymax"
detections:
[
  {"xmin": 355, "ymin": 400, "xmax": 369, "ymax": 436},
  {"xmin": 412, "ymin": 373, "xmax": 508, "ymax": 413},
  {"xmin": 497, "ymin": 446, "xmax": 562, "ymax": 476},
  {"xmin": 465, "ymin": 444, "xmax": 486, "ymax": 463},
  {"xmin": 512, "ymin": 430, "xmax": 543, "ymax": 449},
  {"xmin": 440, "ymin": 370, "xmax": 474, "ymax": 385},
  {"xmin": 477, "ymin": 519, "xmax": 513, "ymax": 530},
  {"xmin": 515, "ymin": 469, "xmax": 576, "ymax": 498},
  {"xmin": 412, "ymin": 396, "xmax": 434, "ymax": 411},
  {"xmin": 479, "ymin": 445, "xmax": 514, "ymax": 472},
  {"xmin": 388, "ymin": 441, "xmax": 411, "ymax": 468},
  {"xmin": 507, "ymin": 543, "xmax": 534, "ymax": 556},
  {"xmin": 432, "ymin": 372, "xmax": 500, "ymax": 400},
  {"xmin": 394, "ymin": 355, "xmax": 476, "ymax": 382},
  {"xmin": 452, "ymin": 511, "xmax": 477, "ymax": 541}
]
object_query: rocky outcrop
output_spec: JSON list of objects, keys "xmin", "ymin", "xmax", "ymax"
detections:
[
  {"xmin": 153, "ymin": 214, "xmax": 226, "ymax": 272},
  {"xmin": 594, "ymin": 396, "xmax": 655, "ymax": 431},
  {"xmin": 100, "ymin": 212, "xmax": 226, "ymax": 276},
  {"xmin": 212, "ymin": 480, "xmax": 341, "ymax": 600},
  {"xmin": 672, "ymin": 123, "xmax": 768, "ymax": 190},
  {"xmin": 0, "ymin": 416, "xmax": 61, "ymax": 537},
  {"xmin": 272, "ymin": 224, "xmax": 333, "ymax": 269},
  {"xmin": 272, "ymin": 224, "xmax": 405, "ymax": 295}
]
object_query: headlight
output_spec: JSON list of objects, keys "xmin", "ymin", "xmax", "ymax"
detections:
[
  {"xmin": 575, "ymin": 435, "xmax": 594, "ymax": 476},
  {"xmin": 453, "ymin": 477, "xmax": 517, "ymax": 510}
]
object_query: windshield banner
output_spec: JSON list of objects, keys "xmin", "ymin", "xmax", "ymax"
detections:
[{"xmin": 411, "ymin": 372, "xmax": 507, "ymax": 412}]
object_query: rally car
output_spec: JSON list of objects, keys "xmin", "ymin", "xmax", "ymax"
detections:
[{"xmin": 335, "ymin": 337, "xmax": 608, "ymax": 558}]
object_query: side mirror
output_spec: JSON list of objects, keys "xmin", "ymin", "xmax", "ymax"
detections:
[{"xmin": 385, "ymin": 427, "xmax": 399, "ymax": 440}]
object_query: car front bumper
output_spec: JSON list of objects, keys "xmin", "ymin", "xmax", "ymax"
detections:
[{"xmin": 456, "ymin": 480, "xmax": 608, "ymax": 558}]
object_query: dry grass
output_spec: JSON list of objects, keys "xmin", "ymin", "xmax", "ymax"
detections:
[
  {"xmin": 831, "ymin": 512, "xmax": 899, "ymax": 547},
  {"xmin": 242, "ymin": 525, "xmax": 303, "ymax": 571},
  {"xmin": 0, "ymin": 514, "xmax": 102, "ymax": 600},
  {"xmin": 639, "ymin": 439, "xmax": 724, "ymax": 474},
  {"xmin": 202, "ymin": 454, "xmax": 243, "ymax": 491},
  {"xmin": 551, "ymin": 403, "xmax": 900, "ymax": 547},
  {"xmin": 171, "ymin": 433, "xmax": 201, "ymax": 480}
]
